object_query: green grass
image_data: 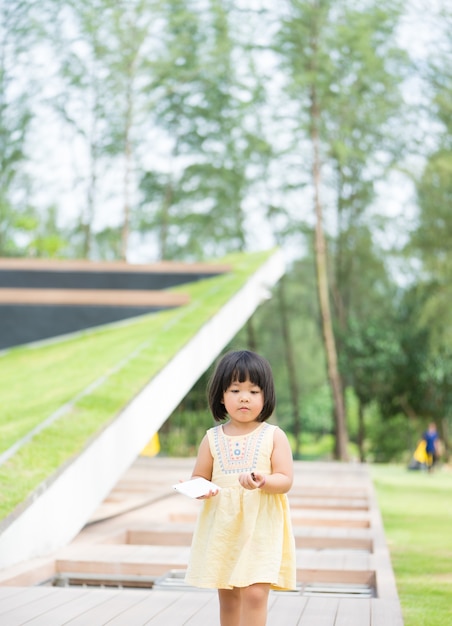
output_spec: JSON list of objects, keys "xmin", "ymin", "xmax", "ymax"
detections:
[
  {"xmin": 371, "ymin": 464, "xmax": 452, "ymax": 626},
  {"xmin": 0, "ymin": 249, "xmax": 274, "ymax": 521}
]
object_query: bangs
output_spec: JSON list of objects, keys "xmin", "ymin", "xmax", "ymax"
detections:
[{"xmin": 225, "ymin": 353, "xmax": 267, "ymax": 390}]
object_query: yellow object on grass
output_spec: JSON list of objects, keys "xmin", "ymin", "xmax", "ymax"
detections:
[
  {"xmin": 413, "ymin": 439, "xmax": 432, "ymax": 465},
  {"xmin": 140, "ymin": 433, "xmax": 160, "ymax": 457}
]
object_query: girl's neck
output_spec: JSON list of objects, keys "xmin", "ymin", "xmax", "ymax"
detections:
[{"xmin": 222, "ymin": 421, "xmax": 262, "ymax": 436}]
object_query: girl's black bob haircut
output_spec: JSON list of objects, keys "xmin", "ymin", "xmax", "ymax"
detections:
[{"xmin": 207, "ymin": 350, "xmax": 276, "ymax": 422}]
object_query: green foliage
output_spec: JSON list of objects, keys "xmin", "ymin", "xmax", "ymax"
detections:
[
  {"xmin": 370, "ymin": 285, "xmax": 452, "ymax": 438},
  {"xmin": 372, "ymin": 464, "xmax": 452, "ymax": 625},
  {"xmin": 367, "ymin": 413, "xmax": 418, "ymax": 463},
  {"xmin": 410, "ymin": 151, "xmax": 452, "ymax": 348},
  {"xmin": 159, "ymin": 410, "xmax": 213, "ymax": 457},
  {"xmin": 341, "ymin": 312, "xmax": 404, "ymax": 407}
]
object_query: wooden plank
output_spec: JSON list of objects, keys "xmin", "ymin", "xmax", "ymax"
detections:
[
  {"xmin": 0, "ymin": 586, "xmax": 24, "ymax": 602},
  {"xmin": 343, "ymin": 552, "xmax": 370, "ymax": 570},
  {"xmin": 0, "ymin": 258, "xmax": 231, "ymax": 274},
  {"xmin": 127, "ymin": 530, "xmax": 193, "ymax": 546},
  {"xmin": 268, "ymin": 594, "xmax": 308, "ymax": 625},
  {"xmin": 334, "ymin": 598, "xmax": 371, "ymax": 626},
  {"xmin": 101, "ymin": 589, "xmax": 183, "ymax": 625},
  {"xmin": 0, "ymin": 560, "xmax": 56, "ymax": 587},
  {"xmin": 56, "ymin": 543, "xmax": 191, "ymax": 570},
  {"xmin": 290, "ymin": 490, "xmax": 369, "ymax": 500},
  {"xmin": 144, "ymin": 591, "xmax": 216, "ymax": 625},
  {"xmin": 294, "ymin": 536, "xmax": 372, "ymax": 551},
  {"xmin": 292, "ymin": 517, "xmax": 370, "ymax": 529},
  {"xmin": 0, "ymin": 288, "xmax": 189, "ymax": 307},
  {"xmin": 371, "ymin": 599, "xmax": 404, "ymax": 626},
  {"xmin": 182, "ymin": 592, "xmax": 220, "ymax": 624},
  {"xmin": 298, "ymin": 597, "xmax": 339, "ymax": 625},
  {"xmin": 297, "ymin": 570, "xmax": 375, "ymax": 586},
  {"xmin": 99, "ymin": 590, "xmax": 212, "ymax": 625},
  {"xmin": 63, "ymin": 589, "xmax": 154, "ymax": 625},
  {"xmin": 293, "ymin": 526, "xmax": 372, "ymax": 539},
  {"xmin": 290, "ymin": 497, "xmax": 369, "ymax": 511},
  {"xmin": 19, "ymin": 588, "xmax": 114, "ymax": 626},
  {"xmin": 1, "ymin": 588, "xmax": 89, "ymax": 626},
  {"xmin": 0, "ymin": 587, "xmax": 55, "ymax": 617}
]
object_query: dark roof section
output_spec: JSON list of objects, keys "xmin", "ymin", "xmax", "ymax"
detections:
[
  {"xmin": 0, "ymin": 258, "xmax": 232, "ymax": 290},
  {"xmin": 0, "ymin": 258, "xmax": 231, "ymax": 350}
]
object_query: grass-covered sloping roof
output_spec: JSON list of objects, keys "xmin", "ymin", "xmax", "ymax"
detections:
[{"xmin": 0, "ymin": 250, "xmax": 278, "ymax": 523}]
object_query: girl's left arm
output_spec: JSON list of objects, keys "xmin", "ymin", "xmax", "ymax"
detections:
[{"xmin": 250, "ymin": 428, "xmax": 293, "ymax": 494}]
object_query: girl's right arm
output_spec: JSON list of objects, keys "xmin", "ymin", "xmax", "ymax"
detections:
[
  {"xmin": 191, "ymin": 434, "xmax": 214, "ymax": 481},
  {"xmin": 191, "ymin": 434, "xmax": 218, "ymax": 499}
]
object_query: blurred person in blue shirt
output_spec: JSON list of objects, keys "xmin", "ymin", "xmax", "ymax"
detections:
[{"xmin": 422, "ymin": 422, "xmax": 440, "ymax": 472}]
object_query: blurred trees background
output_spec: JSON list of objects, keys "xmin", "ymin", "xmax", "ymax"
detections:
[{"xmin": 1, "ymin": 0, "xmax": 451, "ymax": 462}]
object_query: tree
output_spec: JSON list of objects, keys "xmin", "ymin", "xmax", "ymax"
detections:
[
  {"xmin": 47, "ymin": 0, "xmax": 171, "ymax": 261},
  {"xmin": 0, "ymin": 1, "xmax": 39, "ymax": 255},
  {"xmin": 410, "ymin": 2, "xmax": 452, "ymax": 349},
  {"xmin": 406, "ymin": 3, "xmax": 452, "ymax": 454},
  {"xmin": 276, "ymin": 0, "xmax": 345, "ymax": 457},
  {"xmin": 275, "ymin": 0, "xmax": 407, "ymax": 459},
  {"xmin": 136, "ymin": 0, "xmax": 272, "ymax": 261},
  {"xmin": 47, "ymin": 0, "xmax": 119, "ymax": 259}
]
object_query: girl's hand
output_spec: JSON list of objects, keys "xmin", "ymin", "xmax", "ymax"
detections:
[
  {"xmin": 239, "ymin": 472, "xmax": 266, "ymax": 490},
  {"xmin": 197, "ymin": 488, "xmax": 219, "ymax": 500}
]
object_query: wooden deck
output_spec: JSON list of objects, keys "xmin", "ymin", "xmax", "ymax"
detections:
[{"xmin": 0, "ymin": 459, "xmax": 404, "ymax": 625}]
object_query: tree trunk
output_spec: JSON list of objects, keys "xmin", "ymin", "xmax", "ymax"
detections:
[
  {"xmin": 310, "ymin": 83, "xmax": 349, "ymax": 461},
  {"xmin": 121, "ymin": 131, "xmax": 131, "ymax": 261},
  {"xmin": 159, "ymin": 181, "xmax": 173, "ymax": 260},
  {"xmin": 358, "ymin": 398, "xmax": 365, "ymax": 462},
  {"xmin": 441, "ymin": 417, "xmax": 450, "ymax": 463},
  {"xmin": 278, "ymin": 276, "xmax": 302, "ymax": 458},
  {"xmin": 82, "ymin": 121, "xmax": 98, "ymax": 259},
  {"xmin": 121, "ymin": 72, "xmax": 133, "ymax": 262}
]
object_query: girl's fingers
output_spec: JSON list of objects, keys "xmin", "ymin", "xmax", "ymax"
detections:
[
  {"xmin": 197, "ymin": 489, "xmax": 219, "ymax": 500},
  {"xmin": 238, "ymin": 472, "xmax": 261, "ymax": 489}
]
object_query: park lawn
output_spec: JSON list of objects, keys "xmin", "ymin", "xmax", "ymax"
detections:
[
  {"xmin": 371, "ymin": 464, "xmax": 452, "ymax": 626},
  {"xmin": 0, "ymin": 249, "xmax": 274, "ymax": 522}
]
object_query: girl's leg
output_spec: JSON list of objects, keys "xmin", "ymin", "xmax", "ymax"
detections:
[
  {"xmin": 240, "ymin": 583, "xmax": 270, "ymax": 626},
  {"xmin": 218, "ymin": 583, "xmax": 271, "ymax": 626},
  {"xmin": 218, "ymin": 588, "xmax": 241, "ymax": 626}
]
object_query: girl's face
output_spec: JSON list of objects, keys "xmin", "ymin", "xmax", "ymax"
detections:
[{"xmin": 222, "ymin": 378, "xmax": 264, "ymax": 424}]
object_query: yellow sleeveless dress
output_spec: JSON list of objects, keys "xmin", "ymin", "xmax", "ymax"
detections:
[{"xmin": 185, "ymin": 422, "xmax": 296, "ymax": 590}]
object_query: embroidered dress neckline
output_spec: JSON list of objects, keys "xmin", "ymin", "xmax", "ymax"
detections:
[
  {"xmin": 213, "ymin": 423, "xmax": 270, "ymax": 474},
  {"xmin": 220, "ymin": 422, "xmax": 265, "ymax": 438}
]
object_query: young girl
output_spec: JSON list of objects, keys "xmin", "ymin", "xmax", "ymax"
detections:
[{"xmin": 185, "ymin": 350, "xmax": 296, "ymax": 626}]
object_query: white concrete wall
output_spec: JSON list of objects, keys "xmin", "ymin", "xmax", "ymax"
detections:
[{"xmin": 0, "ymin": 250, "xmax": 284, "ymax": 570}]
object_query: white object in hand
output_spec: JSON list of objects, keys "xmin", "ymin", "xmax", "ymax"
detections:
[{"xmin": 173, "ymin": 477, "xmax": 221, "ymax": 498}]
